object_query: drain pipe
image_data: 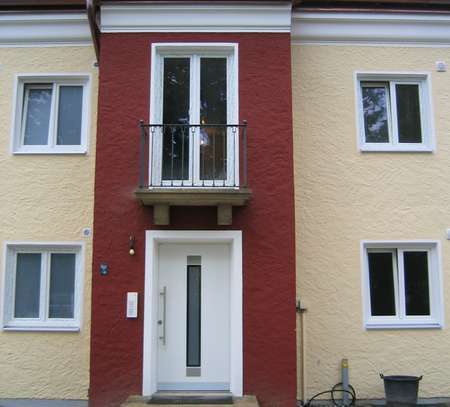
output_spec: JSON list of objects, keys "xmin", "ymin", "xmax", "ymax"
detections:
[
  {"xmin": 342, "ymin": 359, "xmax": 349, "ymax": 406},
  {"xmin": 296, "ymin": 300, "xmax": 307, "ymax": 403}
]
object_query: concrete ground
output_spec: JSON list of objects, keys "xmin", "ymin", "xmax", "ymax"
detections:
[{"xmin": 0, "ymin": 400, "xmax": 87, "ymax": 407}]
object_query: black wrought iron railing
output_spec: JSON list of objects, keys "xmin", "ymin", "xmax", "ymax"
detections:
[{"xmin": 138, "ymin": 121, "xmax": 248, "ymax": 188}]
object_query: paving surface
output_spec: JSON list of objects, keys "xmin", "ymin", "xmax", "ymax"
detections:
[
  {"xmin": 122, "ymin": 395, "xmax": 259, "ymax": 407},
  {"xmin": 0, "ymin": 400, "xmax": 87, "ymax": 407}
]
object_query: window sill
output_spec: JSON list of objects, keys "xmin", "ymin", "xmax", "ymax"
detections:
[
  {"xmin": 359, "ymin": 145, "xmax": 434, "ymax": 153},
  {"xmin": 13, "ymin": 148, "xmax": 88, "ymax": 155},
  {"xmin": 365, "ymin": 321, "xmax": 442, "ymax": 330},
  {"xmin": 3, "ymin": 325, "xmax": 80, "ymax": 332}
]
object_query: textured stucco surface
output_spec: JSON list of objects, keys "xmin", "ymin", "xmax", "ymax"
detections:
[
  {"xmin": 0, "ymin": 46, "xmax": 97, "ymax": 399},
  {"xmin": 293, "ymin": 45, "xmax": 450, "ymax": 400},
  {"xmin": 91, "ymin": 33, "xmax": 296, "ymax": 407}
]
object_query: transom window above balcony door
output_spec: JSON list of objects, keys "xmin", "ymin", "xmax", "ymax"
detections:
[{"xmin": 150, "ymin": 44, "xmax": 239, "ymax": 187}]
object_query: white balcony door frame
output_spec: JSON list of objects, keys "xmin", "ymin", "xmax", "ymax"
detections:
[
  {"xmin": 143, "ymin": 230, "xmax": 243, "ymax": 397},
  {"xmin": 149, "ymin": 43, "xmax": 239, "ymax": 187}
]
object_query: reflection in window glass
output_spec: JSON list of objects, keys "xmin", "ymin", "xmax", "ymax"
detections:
[
  {"xmin": 396, "ymin": 84, "xmax": 422, "ymax": 143},
  {"xmin": 23, "ymin": 85, "xmax": 52, "ymax": 145},
  {"xmin": 368, "ymin": 252, "xmax": 396, "ymax": 316},
  {"xmin": 57, "ymin": 86, "xmax": 83, "ymax": 145},
  {"xmin": 200, "ymin": 58, "xmax": 227, "ymax": 180},
  {"xmin": 162, "ymin": 58, "xmax": 190, "ymax": 180},
  {"xmin": 49, "ymin": 253, "xmax": 76, "ymax": 319},
  {"xmin": 362, "ymin": 83, "xmax": 390, "ymax": 143},
  {"xmin": 404, "ymin": 251, "xmax": 430, "ymax": 316},
  {"xmin": 14, "ymin": 253, "xmax": 42, "ymax": 318},
  {"xmin": 187, "ymin": 265, "xmax": 201, "ymax": 367}
]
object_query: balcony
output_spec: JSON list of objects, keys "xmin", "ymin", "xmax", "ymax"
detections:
[{"xmin": 135, "ymin": 121, "xmax": 252, "ymax": 225}]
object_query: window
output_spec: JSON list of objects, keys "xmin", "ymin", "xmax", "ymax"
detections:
[
  {"xmin": 12, "ymin": 75, "xmax": 90, "ymax": 154},
  {"xmin": 3, "ymin": 243, "xmax": 84, "ymax": 331},
  {"xmin": 150, "ymin": 44, "xmax": 238, "ymax": 186},
  {"xmin": 362, "ymin": 241, "xmax": 442, "ymax": 329},
  {"xmin": 356, "ymin": 73, "xmax": 433, "ymax": 151}
]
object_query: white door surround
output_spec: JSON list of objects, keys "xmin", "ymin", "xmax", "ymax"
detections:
[{"xmin": 143, "ymin": 230, "xmax": 243, "ymax": 397}]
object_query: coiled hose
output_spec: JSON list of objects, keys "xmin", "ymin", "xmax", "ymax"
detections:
[{"xmin": 303, "ymin": 383, "xmax": 356, "ymax": 407}]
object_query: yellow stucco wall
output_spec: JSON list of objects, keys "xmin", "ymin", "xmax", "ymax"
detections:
[
  {"xmin": 293, "ymin": 45, "xmax": 450, "ymax": 400},
  {"xmin": 0, "ymin": 46, "xmax": 97, "ymax": 399}
]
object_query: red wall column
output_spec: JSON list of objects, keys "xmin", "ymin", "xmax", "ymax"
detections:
[{"xmin": 90, "ymin": 33, "xmax": 296, "ymax": 407}]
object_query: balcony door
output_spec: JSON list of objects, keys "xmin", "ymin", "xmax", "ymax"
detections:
[{"xmin": 150, "ymin": 45, "xmax": 238, "ymax": 187}]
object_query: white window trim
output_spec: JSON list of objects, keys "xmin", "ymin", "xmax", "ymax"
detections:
[
  {"xmin": 361, "ymin": 240, "xmax": 444, "ymax": 330},
  {"xmin": 354, "ymin": 72, "xmax": 435, "ymax": 153},
  {"xmin": 1, "ymin": 241, "xmax": 85, "ymax": 332},
  {"xmin": 149, "ymin": 43, "xmax": 239, "ymax": 187},
  {"xmin": 11, "ymin": 73, "xmax": 91, "ymax": 155}
]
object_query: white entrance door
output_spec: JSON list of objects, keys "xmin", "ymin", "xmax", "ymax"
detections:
[{"xmin": 157, "ymin": 243, "xmax": 230, "ymax": 391}]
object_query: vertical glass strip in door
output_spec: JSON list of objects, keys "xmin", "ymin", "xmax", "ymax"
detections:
[
  {"xmin": 199, "ymin": 58, "xmax": 227, "ymax": 182},
  {"xmin": 186, "ymin": 264, "xmax": 201, "ymax": 367},
  {"xmin": 162, "ymin": 58, "xmax": 190, "ymax": 182}
]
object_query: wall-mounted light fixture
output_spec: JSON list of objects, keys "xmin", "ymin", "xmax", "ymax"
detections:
[{"xmin": 129, "ymin": 235, "xmax": 136, "ymax": 256}]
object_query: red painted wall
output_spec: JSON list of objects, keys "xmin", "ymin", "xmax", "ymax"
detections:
[{"xmin": 90, "ymin": 33, "xmax": 296, "ymax": 407}]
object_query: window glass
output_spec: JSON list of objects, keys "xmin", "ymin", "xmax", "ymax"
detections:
[
  {"xmin": 187, "ymin": 265, "xmax": 201, "ymax": 367},
  {"xmin": 404, "ymin": 251, "xmax": 430, "ymax": 316},
  {"xmin": 368, "ymin": 252, "xmax": 396, "ymax": 316},
  {"xmin": 57, "ymin": 86, "xmax": 83, "ymax": 145},
  {"xmin": 396, "ymin": 84, "xmax": 422, "ymax": 143},
  {"xmin": 200, "ymin": 58, "xmax": 227, "ymax": 180},
  {"xmin": 162, "ymin": 58, "xmax": 190, "ymax": 180},
  {"xmin": 49, "ymin": 253, "xmax": 76, "ymax": 319},
  {"xmin": 14, "ymin": 253, "xmax": 41, "ymax": 318},
  {"xmin": 361, "ymin": 83, "xmax": 390, "ymax": 143},
  {"xmin": 23, "ymin": 85, "xmax": 52, "ymax": 145}
]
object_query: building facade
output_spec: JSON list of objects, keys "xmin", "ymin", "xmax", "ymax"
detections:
[
  {"xmin": 0, "ymin": 4, "xmax": 97, "ymax": 402},
  {"xmin": 293, "ymin": 6, "xmax": 450, "ymax": 401},
  {"xmin": 2, "ymin": 1, "xmax": 450, "ymax": 407}
]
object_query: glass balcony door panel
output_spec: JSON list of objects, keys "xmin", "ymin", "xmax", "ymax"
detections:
[
  {"xmin": 151, "ymin": 51, "xmax": 237, "ymax": 187},
  {"xmin": 198, "ymin": 58, "xmax": 227, "ymax": 184},
  {"xmin": 161, "ymin": 57, "xmax": 192, "ymax": 185}
]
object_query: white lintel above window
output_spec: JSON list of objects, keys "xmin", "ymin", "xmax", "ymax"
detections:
[
  {"xmin": 355, "ymin": 73, "xmax": 435, "ymax": 152},
  {"xmin": 11, "ymin": 74, "xmax": 91, "ymax": 154}
]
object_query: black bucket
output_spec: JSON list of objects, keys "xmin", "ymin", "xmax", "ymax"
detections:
[{"xmin": 380, "ymin": 374, "xmax": 422, "ymax": 405}]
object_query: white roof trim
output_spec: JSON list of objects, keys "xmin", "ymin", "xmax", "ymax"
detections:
[
  {"xmin": 101, "ymin": 3, "xmax": 292, "ymax": 33},
  {"xmin": 0, "ymin": 13, "xmax": 91, "ymax": 47},
  {"xmin": 292, "ymin": 12, "xmax": 450, "ymax": 46}
]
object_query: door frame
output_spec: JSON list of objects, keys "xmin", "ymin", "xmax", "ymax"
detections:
[{"xmin": 143, "ymin": 230, "xmax": 243, "ymax": 397}]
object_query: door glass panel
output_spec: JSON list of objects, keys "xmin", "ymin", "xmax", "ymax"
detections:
[
  {"xmin": 23, "ymin": 85, "xmax": 52, "ymax": 145},
  {"xmin": 14, "ymin": 253, "xmax": 41, "ymax": 318},
  {"xmin": 396, "ymin": 84, "xmax": 422, "ymax": 143},
  {"xmin": 49, "ymin": 253, "xmax": 76, "ymax": 319},
  {"xmin": 57, "ymin": 86, "xmax": 83, "ymax": 145},
  {"xmin": 368, "ymin": 252, "xmax": 396, "ymax": 316},
  {"xmin": 403, "ymin": 251, "xmax": 430, "ymax": 316},
  {"xmin": 162, "ymin": 58, "xmax": 190, "ymax": 181},
  {"xmin": 200, "ymin": 58, "xmax": 227, "ymax": 180},
  {"xmin": 187, "ymin": 265, "xmax": 201, "ymax": 367},
  {"xmin": 361, "ymin": 83, "xmax": 390, "ymax": 143}
]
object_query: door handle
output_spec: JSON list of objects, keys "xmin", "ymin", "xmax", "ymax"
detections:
[{"xmin": 158, "ymin": 286, "xmax": 167, "ymax": 345}]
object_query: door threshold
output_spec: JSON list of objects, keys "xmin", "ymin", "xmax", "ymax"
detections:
[{"xmin": 148, "ymin": 391, "xmax": 233, "ymax": 405}]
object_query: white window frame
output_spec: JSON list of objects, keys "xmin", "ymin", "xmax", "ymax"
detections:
[
  {"xmin": 2, "ymin": 242, "xmax": 85, "ymax": 332},
  {"xmin": 355, "ymin": 72, "xmax": 435, "ymax": 152},
  {"xmin": 149, "ymin": 43, "xmax": 239, "ymax": 187},
  {"xmin": 361, "ymin": 240, "xmax": 443, "ymax": 329},
  {"xmin": 11, "ymin": 74, "xmax": 91, "ymax": 154}
]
